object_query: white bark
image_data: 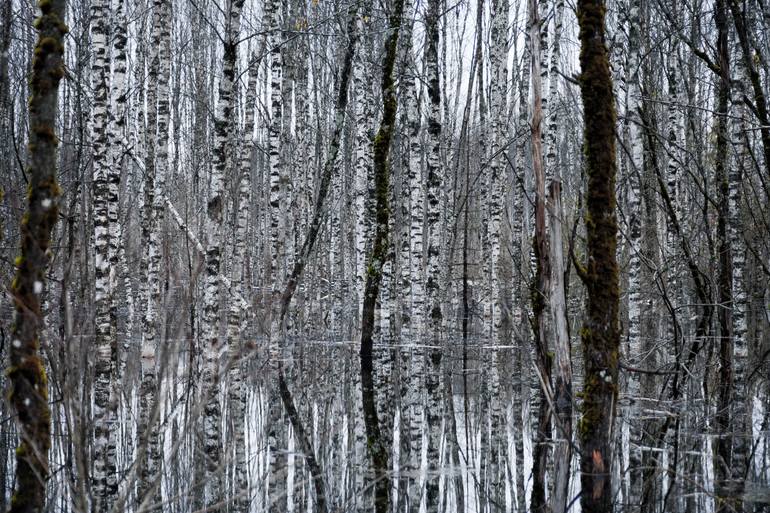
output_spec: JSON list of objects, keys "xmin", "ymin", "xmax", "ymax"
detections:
[
  {"xmin": 545, "ymin": 1, "xmax": 572, "ymax": 511},
  {"xmin": 488, "ymin": 0, "xmax": 509, "ymax": 343},
  {"xmin": 511, "ymin": 21, "xmax": 531, "ymax": 513},
  {"xmin": 624, "ymin": 0, "xmax": 644, "ymax": 505},
  {"xmin": 730, "ymin": 59, "xmax": 750, "ymax": 494},
  {"xmin": 424, "ymin": 0, "xmax": 443, "ymax": 508},
  {"xmin": 267, "ymin": 0, "xmax": 288, "ymax": 509},
  {"xmin": 268, "ymin": 0, "xmax": 286, "ymax": 339},
  {"xmin": 487, "ymin": 0, "xmax": 509, "ymax": 504},
  {"xmin": 226, "ymin": 46, "xmax": 259, "ymax": 513},
  {"xmin": 353, "ymin": 15, "xmax": 375, "ymax": 322},
  {"xmin": 91, "ymin": 0, "xmax": 117, "ymax": 508},
  {"xmin": 137, "ymin": 0, "xmax": 171, "ymax": 509},
  {"xmin": 108, "ymin": 0, "xmax": 129, "ymax": 379},
  {"xmin": 200, "ymin": 1, "xmax": 245, "ymax": 509}
]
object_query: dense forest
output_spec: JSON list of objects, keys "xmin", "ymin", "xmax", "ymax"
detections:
[{"xmin": 1, "ymin": 0, "xmax": 769, "ymax": 511}]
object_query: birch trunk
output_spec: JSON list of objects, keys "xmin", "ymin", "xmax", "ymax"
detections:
[
  {"xmin": 729, "ymin": 64, "xmax": 750, "ymax": 511},
  {"xmin": 487, "ymin": 0, "xmax": 509, "ymax": 505},
  {"xmin": 91, "ymin": 0, "xmax": 118, "ymax": 508},
  {"xmin": 424, "ymin": 0, "xmax": 444, "ymax": 509},
  {"xmin": 226, "ymin": 46, "xmax": 259, "ymax": 513},
  {"xmin": 267, "ymin": 0, "xmax": 288, "ymax": 506},
  {"xmin": 623, "ymin": 0, "xmax": 646, "ymax": 506},
  {"xmin": 108, "ymin": 0, "xmax": 128, "ymax": 380},
  {"xmin": 353, "ymin": 20, "xmax": 375, "ymax": 323},
  {"xmin": 512, "ymin": 21, "xmax": 531, "ymax": 512},
  {"xmin": 200, "ymin": 1, "xmax": 245, "ymax": 510},
  {"xmin": 137, "ymin": 0, "xmax": 171, "ymax": 508}
]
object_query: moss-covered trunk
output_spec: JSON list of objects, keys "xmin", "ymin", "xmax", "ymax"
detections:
[
  {"xmin": 575, "ymin": 1, "xmax": 620, "ymax": 512},
  {"xmin": 8, "ymin": 1, "xmax": 67, "ymax": 512},
  {"xmin": 360, "ymin": 0, "xmax": 405, "ymax": 512}
]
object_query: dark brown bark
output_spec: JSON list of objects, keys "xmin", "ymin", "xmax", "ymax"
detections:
[
  {"xmin": 575, "ymin": 1, "xmax": 621, "ymax": 512},
  {"xmin": 8, "ymin": 1, "xmax": 67, "ymax": 512},
  {"xmin": 714, "ymin": 1, "xmax": 742, "ymax": 510}
]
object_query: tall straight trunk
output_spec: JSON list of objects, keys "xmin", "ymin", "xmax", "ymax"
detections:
[
  {"xmin": 728, "ymin": 0, "xmax": 770, "ymax": 183},
  {"xmin": 90, "ymin": 0, "xmax": 118, "ymax": 508},
  {"xmin": 267, "ymin": 0, "xmax": 288, "ymax": 508},
  {"xmin": 396, "ymin": 6, "xmax": 424, "ymax": 504},
  {"xmin": 112, "ymin": 0, "xmax": 134, "ymax": 383},
  {"xmin": 424, "ymin": 0, "xmax": 443, "ymax": 510},
  {"xmin": 487, "ymin": 5, "xmax": 510, "ymax": 504},
  {"xmin": 512, "ymin": 21, "xmax": 531, "ymax": 513},
  {"xmin": 200, "ymin": 1, "xmax": 245, "ymax": 510},
  {"xmin": 729, "ymin": 58, "xmax": 750, "ymax": 511},
  {"xmin": 406, "ymin": 0, "xmax": 425, "ymax": 343},
  {"xmin": 360, "ymin": 0, "xmax": 406, "ymax": 511},
  {"xmin": 661, "ymin": 44, "xmax": 686, "ymax": 513},
  {"xmin": 488, "ymin": 0, "xmax": 511, "ymax": 496},
  {"xmin": 268, "ymin": 0, "xmax": 285, "ymax": 317},
  {"xmin": 226, "ymin": 46, "xmax": 260, "ymax": 513},
  {"xmin": 528, "ymin": 1, "xmax": 552, "ymax": 511},
  {"xmin": 108, "ymin": 0, "xmax": 128, "ymax": 379},
  {"xmin": 7, "ymin": 1, "xmax": 65, "ymax": 511},
  {"xmin": 396, "ymin": 5, "xmax": 421, "ymax": 508},
  {"xmin": 488, "ymin": 0, "xmax": 508, "ymax": 343},
  {"xmin": 330, "ymin": 139, "xmax": 344, "ymax": 329},
  {"xmin": 538, "ymin": 0, "xmax": 550, "ymax": 178},
  {"xmin": 137, "ymin": 0, "xmax": 171, "ymax": 508},
  {"xmin": 474, "ymin": 0, "xmax": 491, "ymax": 337},
  {"xmin": 544, "ymin": 1, "xmax": 572, "ymax": 511},
  {"xmin": 353, "ymin": 17, "xmax": 375, "ymax": 323},
  {"xmin": 663, "ymin": 48, "xmax": 685, "ymax": 503},
  {"xmin": 575, "ymin": 1, "xmax": 621, "ymax": 512},
  {"xmin": 624, "ymin": 0, "xmax": 645, "ymax": 506},
  {"xmin": 548, "ymin": 181, "xmax": 571, "ymax": 513},
  {"xmin": 713, "ymin": 2, "xmax": 734, "ymax": 510},
  {"xmin": 107, "ymin": 1, "xmax": 131, "ymax": 508},
  {"xmin": 716, "ymin": 2, "xmax": 752, "ymax": 507}
]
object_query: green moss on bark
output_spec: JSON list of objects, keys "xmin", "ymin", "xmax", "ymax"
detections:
[
  {"xmin": 576, "ymin": 1, "xmax": 621, "ymax": 512},
  {"xmin": 359, "ymin": 2, "xmax": 406, "ymax": 513},
  {"xmin": 7, "ymin": 1, "xmax": 65, "ymax": 512}
]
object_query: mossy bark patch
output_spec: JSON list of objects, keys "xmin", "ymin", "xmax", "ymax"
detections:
[
  {"xmin": 7, "ymin": 1, "xmax": 65, "ymax": 512},
  {"xmin": 576, "ymin": 1, "xmax": 621, "ymax": 512}
]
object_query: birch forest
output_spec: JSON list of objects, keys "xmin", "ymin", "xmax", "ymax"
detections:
[{"xmin": 2, "ymin": 0, "xmax": 770, "ymax": 511}]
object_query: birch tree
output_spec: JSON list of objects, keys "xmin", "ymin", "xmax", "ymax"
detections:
[
  {"xmin": 137, "ymin": 0, "xmax": 171, "ymax": 507},
  {"xmin": 423, "ymin": 0, "xmax": 444, "ymax": 509},
  {"xmin": 90, "ymin": 0, "xmax": 118, "ymax": 507},
  {"xmin": 200, "ymin": 1, "xmax": 245, "ymax": 509}
]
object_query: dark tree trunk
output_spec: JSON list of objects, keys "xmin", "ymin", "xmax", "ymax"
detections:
[
  {"xmin": 575, "ymin": 1, "xmax": 621, "ymax": 512},
  {"xmin": 360, "ymin": 0, "xmax": 406, "ymax": 512},
  {"xmin": 8, "ymin": 1, "xmax": 67, "ymax": 512}
]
